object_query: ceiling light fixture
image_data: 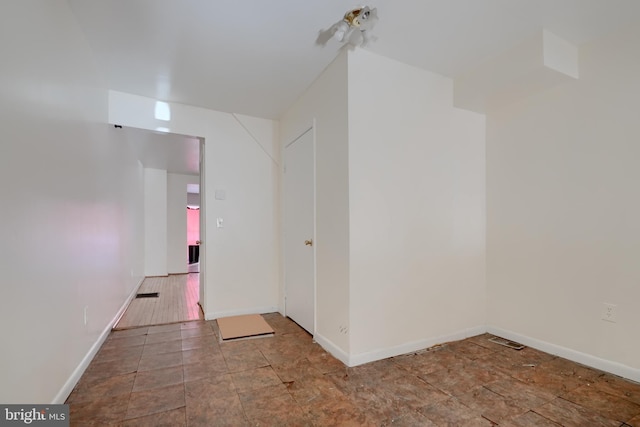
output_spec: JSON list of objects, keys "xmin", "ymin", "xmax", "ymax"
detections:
[
  {"xmin": 316, "ymin": 6, "xmax": 379, "ymax": 47},
  {"xmin": 326, "ymin": 6, "xmax": 378, "ymax": 47}
]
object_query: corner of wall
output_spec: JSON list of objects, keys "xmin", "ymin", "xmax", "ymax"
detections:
[
  {"xmin": 314, "ymin": 332, "xmax": 351, "ymax": 367},
  {"xmin": 347, "ymin": 326, "xmax": 487, "ymax": 367}
]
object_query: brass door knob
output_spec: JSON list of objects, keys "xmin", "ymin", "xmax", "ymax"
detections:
[{"xmin": 304, "ymin": 239, "xmax": 313, "ymax": 246}]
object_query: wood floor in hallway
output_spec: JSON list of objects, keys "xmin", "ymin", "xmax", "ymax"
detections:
[{"xmin": 115, "ymin": 273, "xmax": 203, "ymax": 329}]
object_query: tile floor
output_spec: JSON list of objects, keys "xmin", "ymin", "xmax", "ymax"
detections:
[{"xmin": 66, "ymin": 313, "xmax": 640, "ymax": 426}]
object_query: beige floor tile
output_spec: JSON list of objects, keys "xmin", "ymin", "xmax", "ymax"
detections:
[
  {"xmin": 125, "ymin": 383, "xmax": 185, "ymax": 420},
  {"xmin": 67, "ymin": 318, "xmax": 640, "ymax": 427},
  {"xmin": 69, "ymin": 394, "xmax": 129, "ymax": 426},
  {"xmin": 121, "ymin": 407, "xmax": 186, "ymax": 427},
  {"xmin": 137, "ymin": 351, "xmax": 183, "ymax": 371},
  {"xmin": 562, "ymin": 384, "xmax": 640, "ymax": 423},
  {"xmin": 457, "ymin": 385, "xmax": 528, "ymax": 422},
  {"xmin": 534, "ymin": 397, "xmax": 620, "ymax": 427},
  {"xmin": 417, "ymin": 397, "xmax": 494, "ymax": 426},
  {"xmin": 132, "ymin": 365, "xmax": 184, "ymax": 392},
  {"xmin": 230, "ymin": 366, "xmax": 282, "ymax": 391},
  {"xmin": 510, "ymin": 410, "xmax": 562, "ymax": 426}
]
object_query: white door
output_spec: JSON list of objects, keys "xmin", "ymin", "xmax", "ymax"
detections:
[{"xmin": 284, "ymin": 129, "xmax": 315, "ymax": 334}]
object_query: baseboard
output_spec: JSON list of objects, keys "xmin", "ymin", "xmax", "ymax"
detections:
[
  {"xmin": 205, "ymin": 306, "xmax": 279, "ymax": 321},
  {"xmin": 348, "ymin": 325, "xmax": 487, "ymax": 367},
  {"xmin": 112, "ymin": 277, "xmax": 146, "ymax": 328},
  {"xmin": 52, "ymin": 276, "xmax": 144, "ymax": 404},
  {"xmin": 313, "ymin": 333, "xmax": 350, "ymax": 366},
  {"xmin": 487, "ymin": 326, "xmax": 640, "ymax": 383}
]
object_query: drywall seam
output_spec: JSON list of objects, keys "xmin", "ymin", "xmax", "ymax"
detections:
[
  {"xmin": 52, "ymin": 276, "xmax": 144, "ymax": 403},
  {"xmin": 232, "ymin": 113, "xmax": 279, "ymax": 166}
]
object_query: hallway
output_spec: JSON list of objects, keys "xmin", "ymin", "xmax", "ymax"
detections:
[{"xmin": 115, "ymin": 274, "xmax": 203, "ymax": 329}]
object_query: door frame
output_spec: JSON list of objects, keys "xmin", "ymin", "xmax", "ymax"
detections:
[
  {"xmin": 283, "ymin": 124, "xmax": 317, "ymax": 335},
  {"xmin": 198, "ymin": 138, "xmax": 206, "ymax": 314}
]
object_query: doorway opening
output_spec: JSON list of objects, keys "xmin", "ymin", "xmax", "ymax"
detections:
[
  {"xmin": 187, "ymin": 184, "xmax": 200, "ymax": 273},
  {"xmin": 113, "ymin": 126, "xmax": 206, "ymax": 329}
]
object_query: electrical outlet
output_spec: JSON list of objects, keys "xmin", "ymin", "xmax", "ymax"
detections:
[
  {"xmin": 83, "ymin": 306, "xmax": 88, "ymax": 326},
  {"xmin": 601, "ymin": 303, "xmax": 617, "ymax": 323}
]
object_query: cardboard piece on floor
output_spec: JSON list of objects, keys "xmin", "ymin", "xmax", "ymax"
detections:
[{"xmin": 217, "ymin": 314, "xmax": 274, "ymax": 341}]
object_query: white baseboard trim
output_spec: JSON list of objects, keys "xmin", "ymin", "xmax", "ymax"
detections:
[
  {"xmin": 348, "ymin": 325, "xmax": 487, "ymax": 367},
  {"xmin": 205, "ymin": 306, "xmax": 279, "ymax": 321},
  {"xmin": 111, "ymin": 277, "xmax": 146, "ymax": 328},
  {"xmin": 313, "ymin": 333, "xmax": 350, "ymax": 366},
  {"xmin": 52, "ymin": 277, "xmax": 144, "ymax": 404},
  {"xmin": 487, "ymin": 326, "xmax": 640, "ymax": 383}
]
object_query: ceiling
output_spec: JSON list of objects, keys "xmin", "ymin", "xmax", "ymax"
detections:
[
  {"xmin": 118, "ymin": 126, "xmax": 200, "ymax": 175},
  {"xmin": 69, "ymin": 0, "xmax": 640, "ymax": 120}
]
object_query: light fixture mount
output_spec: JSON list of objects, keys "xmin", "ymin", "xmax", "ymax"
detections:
[{"xmin": 332, "ymin": 6, "xmax": 379, "ymax": 46}]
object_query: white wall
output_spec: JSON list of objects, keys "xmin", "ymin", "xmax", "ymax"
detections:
[
  {"xmin": 109, "ymin": 91, "xmax": 280, "ymax": 319},
  {"xmin": 0, "ymin": 1, "xmax": 145, "ymax": 403},
  {"xmin": 280, "ymin": 51, "xmax": 351, "ymax": 358},
  {"xmin": 279, "ymin": 49, "xmax": 486, "ymax": 365},
  {"xmin": 144, "ymin": 168, "xmax": 167, "ymax": 276},
  {"xmin": 167, "ymin": 173, "xmax": 199, "ymax": 274},
  {"xmin": 347, "ymin": 49, "xmax": 486, "ymax": 362},
  {"xmin": 486, "ymin": 22, "xmax": 640, "ymax": 378}
]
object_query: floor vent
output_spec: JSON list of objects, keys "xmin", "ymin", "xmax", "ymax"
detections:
[
  {"xmin": 488, "ymin": 336, "xmax": 525, "ymax": 350},
  {"xmin": 135, "ymin": 292, "xmax": 159, "ymax": 298}
]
